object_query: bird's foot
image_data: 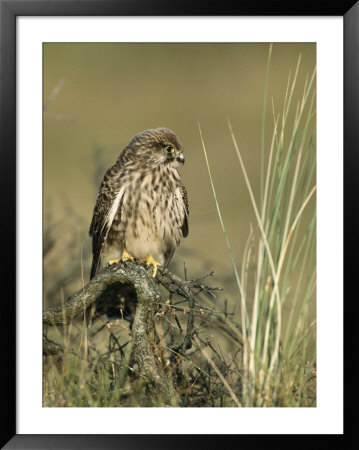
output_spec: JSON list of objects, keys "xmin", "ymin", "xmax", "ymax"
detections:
[
  {"xmin": 139, "ymin": 254, "xmax": 161, "ymax": 277},
  {"xmin": 108, "ymin": 258, "xmax": 121, "ymax": 266},
  {"xmin": 121, "ymin": 249, "xmax": 135, "ymax": 262},
  {"xmin": 108, "ymin": 249, "xmax": 134, "ymax": 266}
]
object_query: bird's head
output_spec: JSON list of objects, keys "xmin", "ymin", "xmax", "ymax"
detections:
[{"xmin": 127, "ymin": 127, "xmax": 185, "ymax": 169}]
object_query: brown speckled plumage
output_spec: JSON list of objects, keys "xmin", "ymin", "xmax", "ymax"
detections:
[{"xmin": 89, "ymin": 128, "xmax": 189, "ymax": 280}]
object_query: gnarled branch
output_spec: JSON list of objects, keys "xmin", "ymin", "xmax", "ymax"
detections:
[
  {"xmin": 43, "ymin": 261, "xmax": 192, "ymax": 403},
  {"xmin": 43, "ymin": 259, "xmax": 225, "ymax": 405}
]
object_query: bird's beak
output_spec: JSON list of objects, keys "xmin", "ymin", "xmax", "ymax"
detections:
[{"xmin": 176, "ymin": 153, "xmax": 185, "ymax": 164}]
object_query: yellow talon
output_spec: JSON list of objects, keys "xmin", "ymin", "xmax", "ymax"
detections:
[
  {"xmin": 109, "ymin": 249, "xmax": 134, "ymax": 266},
  {"xmin": 121, "ymin": 249, "xmax": 134, "ymax": 261},
  {"xmin": 108, "ymin": 258, "xmax": 121, "ymax": 265},
  {"xmin": 139, "ymin": 254, "xmax": 161, "ymax": 277}
]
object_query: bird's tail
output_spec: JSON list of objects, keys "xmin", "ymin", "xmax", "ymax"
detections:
[{"xmin": 90, "ymin": 257, "xmax": 100, "ymax": 280}]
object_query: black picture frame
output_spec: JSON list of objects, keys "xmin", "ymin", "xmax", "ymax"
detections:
[{"xmin": 1, "ymin": 1, "xmax": 356, "ymax": 448}]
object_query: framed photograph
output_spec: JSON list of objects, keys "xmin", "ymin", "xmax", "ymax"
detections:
[{"xmin": 1, "ymin": 1, "xmax": 355, "ymax": 448}]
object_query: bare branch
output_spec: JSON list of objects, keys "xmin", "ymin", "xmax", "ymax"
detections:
[{"xmin": 43, "ymin": 261, "xmax": 187, "ymax": 403}]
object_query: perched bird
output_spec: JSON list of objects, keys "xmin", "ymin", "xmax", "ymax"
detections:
[{"xmin": 89, "ymin": 128, "xmax": 189, "ymax": 318}]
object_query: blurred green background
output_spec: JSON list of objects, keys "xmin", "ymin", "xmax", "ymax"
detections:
[{"xmin": 43, "ymin": 43, "xmax": 316, "ymax": 315}]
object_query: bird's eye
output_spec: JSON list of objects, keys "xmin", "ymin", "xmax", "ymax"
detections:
[{"xmin": 165, "ymin": 145, "xmax": 175, "ymax": 154}]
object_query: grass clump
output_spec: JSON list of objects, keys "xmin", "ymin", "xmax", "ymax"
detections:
[{"xmin": 199, "ymin": 46, "xmax": 316, "ymax": 407}]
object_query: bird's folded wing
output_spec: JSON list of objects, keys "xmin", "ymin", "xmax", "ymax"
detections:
[
  {"xmin": 89, "ymin": 184, "xmax": 125, "ymax": 278},
  {"xmin": 179, "ymin": 183, "xmax": 189, "ymax": 238}
]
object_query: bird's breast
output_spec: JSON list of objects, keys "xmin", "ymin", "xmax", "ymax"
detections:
[{"xmin": 118, "ymin": 169, "xmax": 184, "ymax": 262}]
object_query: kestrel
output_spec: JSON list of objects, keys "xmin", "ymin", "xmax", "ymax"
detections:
[{"xmin": 89, "ymin": 128, "xmax": 189, "ymax": 281}]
